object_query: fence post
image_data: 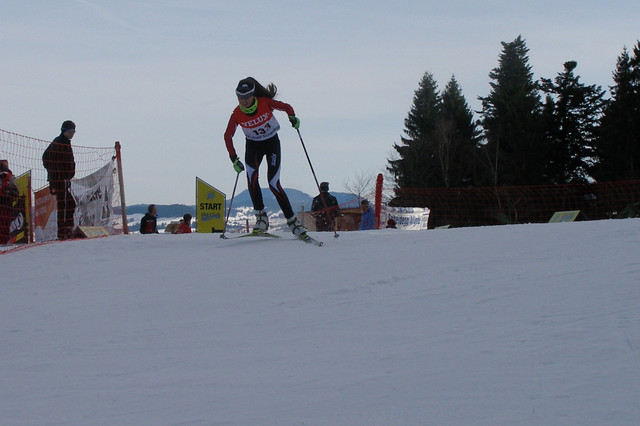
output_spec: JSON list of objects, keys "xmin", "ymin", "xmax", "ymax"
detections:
[
  {"xmin": 114, "ymin": 142, "xmax": 129, "ymax": 234},
  {"xmin": 25, "ymin": 173, "xmax": 33, "ymax": 243},
  {"xmin": 374, "ymin": 173, "xmax": 383, "ymax": 229}
]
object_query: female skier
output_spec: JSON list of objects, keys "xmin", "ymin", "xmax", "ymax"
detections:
[{"xmin": 223, "ymin": 77, "xmax": 307, "ymax": 237}]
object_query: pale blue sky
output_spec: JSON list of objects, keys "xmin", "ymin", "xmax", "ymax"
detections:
[{"xmin": 2, "ymin": 0, "xmax": 638, "ymax": 204}]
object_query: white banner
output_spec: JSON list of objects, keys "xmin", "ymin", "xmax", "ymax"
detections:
[
  {"xmin": 384, "ymin": 206, "xmax": 430, "ymax": 230},
  {"xmin": 71, "ymin": 159, "xmax": 122, "ymax": 230}
]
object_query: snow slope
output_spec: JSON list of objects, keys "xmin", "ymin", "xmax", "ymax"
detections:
[{"xmin": 1, "ymin": 219, "xmax": 639, "ymax": 425}]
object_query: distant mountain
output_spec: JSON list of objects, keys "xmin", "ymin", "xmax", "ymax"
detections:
[
  {"xmin": 233, "ymin": 188, "xmax": 360, "ymax": 211},
  {"xmin": 126, "ymin": 188, "xmax": 360, "ymax": 232},
  {"xmin": 231, "ymin": 188, "xmax": 312, "ymax": 214},
  {"xmin": 127, "ymin": 204, "xmax": 195, "ymax": 218},
  {"xmin": 128, "ymin": 188, "xmax": 360, "ymax": 219}
]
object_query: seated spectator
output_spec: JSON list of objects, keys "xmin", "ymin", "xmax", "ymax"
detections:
[{"xmin": 174, "ymin": 214, "xmax": 192, "ymax": 234}]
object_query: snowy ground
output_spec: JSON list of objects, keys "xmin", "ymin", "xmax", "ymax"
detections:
[{"xmin": 1, "ymin": 219, "xmax": 639, "ymax": 425}]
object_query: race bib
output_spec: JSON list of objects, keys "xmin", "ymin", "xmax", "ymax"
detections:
[{"xmin": 240, "ymin": 113, "xmax": 281, "ymax": 141}]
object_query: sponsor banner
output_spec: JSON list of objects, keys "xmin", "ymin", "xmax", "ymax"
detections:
[
  {"xmin": 34, "ymin": 159, "xmax": 123, "ymax": 241},
  {"xmin": 6, "ymin": 171, "xmax": 31, "ymax": 244},
  {"xmin": 384, "ymin": 206, "xmax": 430, "ymax": 230},
  {"xmin": 549, "ymin": 210, "xmax": 581, "ymax": 223},
  {"xmin": 71, "ymin": 159, "xmax": 121, "ymax": 230},
  {"xmin": 34, "ymin": 186, "xmax": 57, "ymax": 242},
  {"xmin": 196, "ymin": 177, "xmax": 225, "ymax": 233},
  {"xmin": 76, "ymin": 226, "xmax": 110, "ymax": 238}
]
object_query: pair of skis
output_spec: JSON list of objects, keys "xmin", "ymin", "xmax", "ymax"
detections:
[
  {"xmin": 219, "ymin": 129, "xmax": 331, "ymax": 248},
  {"xmin": 221, "ymin": 229, "xmax": 323, "ymax": 246}
]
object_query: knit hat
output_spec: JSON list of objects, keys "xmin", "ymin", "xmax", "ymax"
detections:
[
  {"xmin": 236, "ymin": 79, "xmax": 255, "ymax": 98},
  {"xmin": 61, "ymin": 120, "xmax": 76, "ymax": 132}
]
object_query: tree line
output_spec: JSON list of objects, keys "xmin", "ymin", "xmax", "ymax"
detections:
[{"xmin": 388, "ymin": 35, "xmax": 640, "ymax": 189}]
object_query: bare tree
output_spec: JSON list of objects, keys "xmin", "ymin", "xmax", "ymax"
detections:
[{"xmin": 343, "ymin": 170, "xmax": 376, "ymax": 202}]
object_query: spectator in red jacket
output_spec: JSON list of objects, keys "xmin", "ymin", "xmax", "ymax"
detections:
[
  {"xmin": 1, "ymin": 159, "xmax": 19, "ymax": 244},
  {"xmin": 174, "ymin": 214, "xmax": 192, "ymax": 234}
]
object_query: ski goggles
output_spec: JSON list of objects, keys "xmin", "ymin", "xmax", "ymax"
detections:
[{"xmin": 236, "ymin": 89, "xmax": 255, "ymax": 100}]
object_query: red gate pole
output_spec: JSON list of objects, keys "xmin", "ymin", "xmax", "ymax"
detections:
[
  {"xmin": 374, "ymin": 173, "xmax": 383, "ymax": 229},
  {"xmin": 114, "ymin": 142, "xmax": 129, "ymax": 234}
]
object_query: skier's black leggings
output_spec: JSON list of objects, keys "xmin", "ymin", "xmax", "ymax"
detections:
[{"xmin": 244, "ymin": 135, "xmax": 294, "ymax": 219}]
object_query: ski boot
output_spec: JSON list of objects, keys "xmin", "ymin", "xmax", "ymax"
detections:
[
  {"xmin": 287, "ymin": 216, "xmax": 308, "ymax": 237},
  {"xmin": 253, "ymin": 209, "xmax": 269, "ymax": 232}
]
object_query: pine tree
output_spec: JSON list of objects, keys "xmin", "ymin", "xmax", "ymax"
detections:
[
  {"xmin": 539, "ymin": 61, "xmax": 606, "ymax": 183},
  {"xmin": 388, "ymin": 73, "xmax": 479, "ymax": 188},
  {"xmin": 436, "ymin": 76, "xmax": 480, "ymax": 187},
  {"xmin": 595, "ymin": 41, "xmax": 640, "ymax": 181},
  {"xmin": 478, "ymin": 35, "xmax": 545, "ymax": 186},
  {"xmin": 388, "ymin": 72, "xmax": 441, "ymax": 188}
]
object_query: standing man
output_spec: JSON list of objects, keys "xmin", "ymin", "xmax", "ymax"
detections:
[
  {"xmin": 140, "ymin": 204, "xmax": 159, "ymax": 234},
  {"xmin": 358, "ymin": 199, "xmax": 375, "ymax": 230},
  {"xmin": 43, "ymin": 120, "xmax": 76, "ymax": 239},
  {"xmin": 311, "ymin": 182, "xmax": 339, "ymax": 231}
]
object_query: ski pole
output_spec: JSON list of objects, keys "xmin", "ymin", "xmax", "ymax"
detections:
[
  {"xmin": 220, "ymin": 172, "xmax": 240, "ymax": 239},
  {"xmin": 296, "ymin": 129, "xmax": 339, "ymax": 238}
]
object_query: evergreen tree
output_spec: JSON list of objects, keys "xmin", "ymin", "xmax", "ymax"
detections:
[
  {"xmin": 436, "ymin": 75, "xmax": 480, "ymax": 187},
  {"xmin": 478, "ymin": 35, "xmax": 545, "ymax": 186},
  {"xmin": 595, "ymin": 41, "xmax": 640, "ymax": 181},
  {"xmin": 388, "ymin": 72, "xmax": 441, "ymax": 188},
  {"xmin": 539, "ymin": 61, "xmax": 606, "ymax": 183},
  {"xmin": 388, "ymin": 73, "xmax": 479, "ymax": 188}
]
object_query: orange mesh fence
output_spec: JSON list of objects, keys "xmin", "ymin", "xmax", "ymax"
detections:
[
  {"xmin": 388, "ymin": 181, "xmax": 640, "ymax": 229},
  {"xmin": 1, "ymin": 129, "xmax": 118, "ymax": 191},
  {"xmin": 1, "ymin": 128, "xmax": 126, "ymax": 245}
]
